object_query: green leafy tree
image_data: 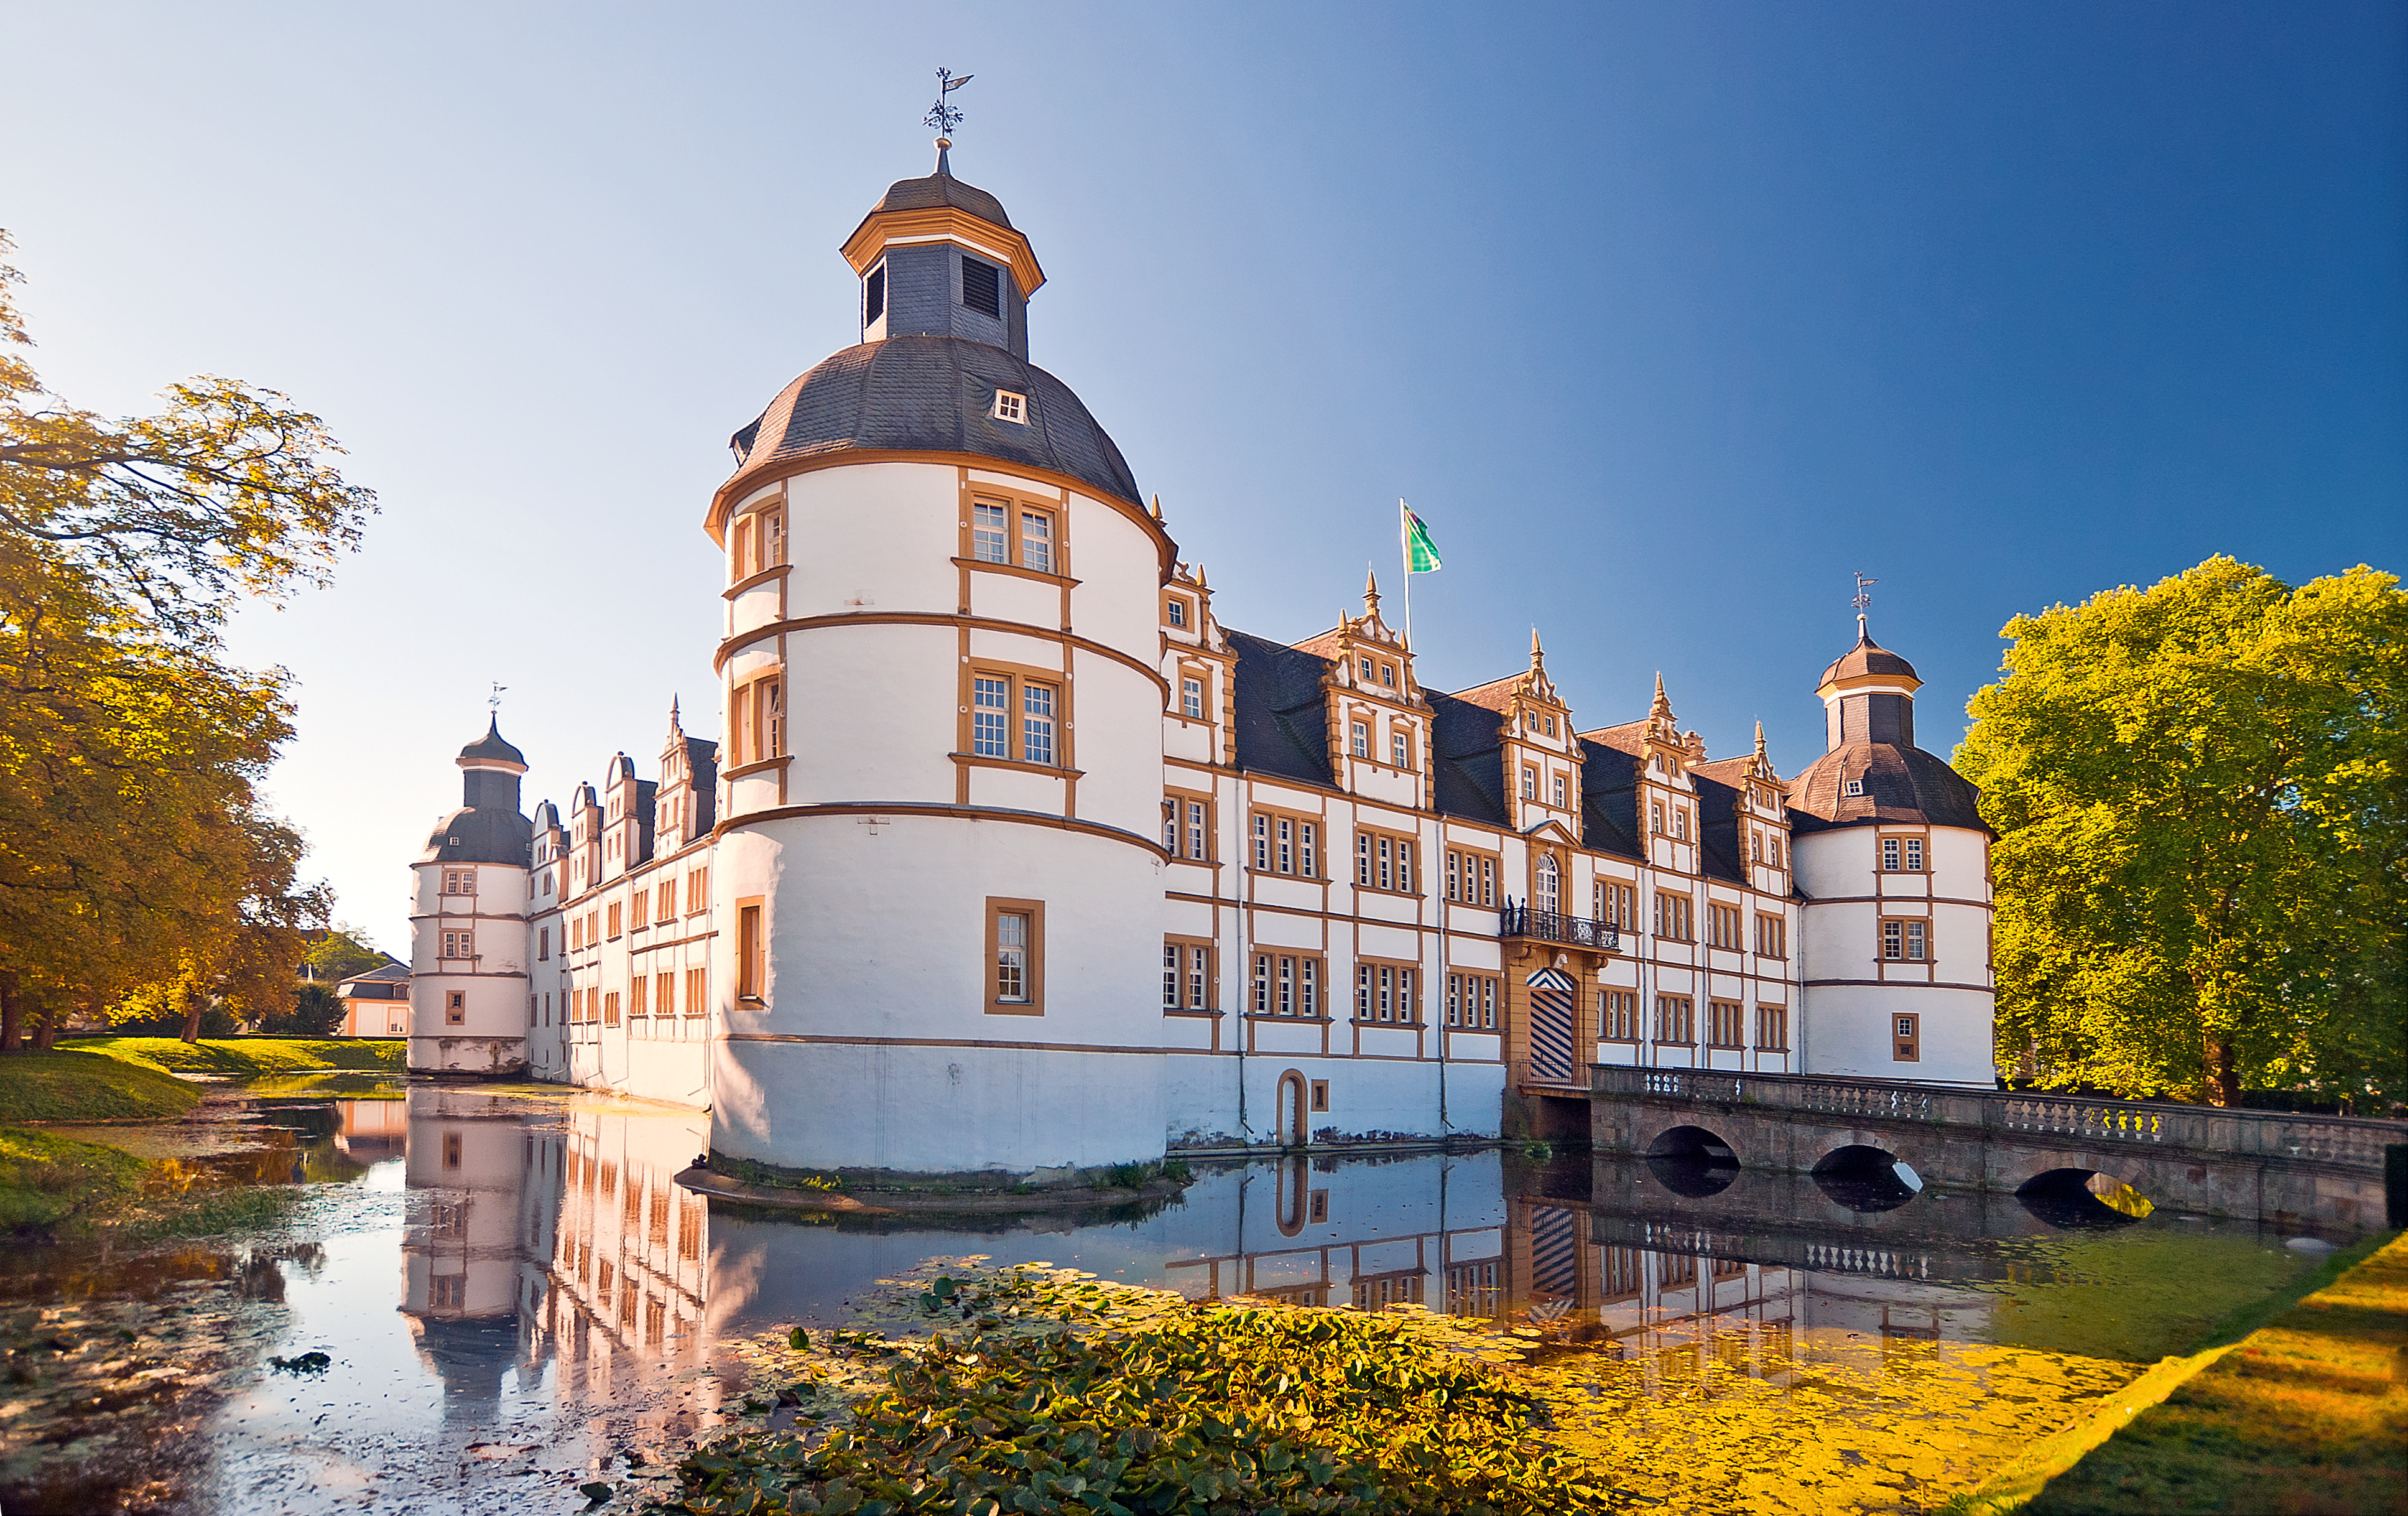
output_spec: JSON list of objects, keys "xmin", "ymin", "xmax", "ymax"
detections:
[
  {"xmin": 302, "ymin": 925, "xmax": 388, "ymax": 984},
  {"xmin": 1959, "ymin": 556, "xmax": 2407, "ymax": 1106},
  {"xmin": 0, "ymin": 230, "xmax": 369, "ymax": 1050}
]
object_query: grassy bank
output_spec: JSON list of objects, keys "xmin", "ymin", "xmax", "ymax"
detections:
[
  {"xmin": 62, "ymin": 1036, "xmax": 405, "ymax": 1079},
  {"xmin": 0, "ymin": 1127, "xmax": 149, "ymax": 1231},
  {"xmin": 1976, "ymin": 1230, "xmax": 2408, "ymax": 1514},
  {"xmin": 0, "ymin": 1050, "xmax": 204, "ymax": 1122}
]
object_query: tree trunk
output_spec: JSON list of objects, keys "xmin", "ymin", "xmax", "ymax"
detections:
[
  {"xmin": 32, "ymin": 999, "xmax": 59, "ymax": 1052},
  {"xmin": 0, "ymin": 970, "xmax": 20, "ymax": 1053},
  {"xmin": 2205, "ymin": 1036, "xmax": 2241, "ymax": 1107},
  {"xmin": 180, "ymin": 991, "xmax": 203, "ymax": 1046}
]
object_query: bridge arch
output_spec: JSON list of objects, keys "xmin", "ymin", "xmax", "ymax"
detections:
[
  {"xmin": 2016, "ymin": 1166, "xmax": 2154, "ymax": 1227},
  {"xmin": 1810, "ymin": 1143, "xmax": 1922, "ymax": 1213},
  {"xmin": 1643, "ymin": 1123, "xmax": 1741, "ymax": 1198}
]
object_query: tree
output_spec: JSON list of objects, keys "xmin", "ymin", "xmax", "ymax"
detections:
[
  {"xmin": 259, "ymin": 983, "xmax": 346, "ymax": 1038},
  {"xmin": 1958, "ymin": 556, "xmax": 2407, "ymax": 1107},
  {"xmin": 0, "ymin": 231, "xmax": 370, "ymax": 1049},
  {"xmin": 302, "ymin": 924, "xmax": 389, "ymax": 984}
]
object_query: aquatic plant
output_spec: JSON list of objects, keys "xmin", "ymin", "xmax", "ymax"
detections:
[{"xmin": 655, "ymin": 1265, "xmax": 1616, "ymax": 1515}]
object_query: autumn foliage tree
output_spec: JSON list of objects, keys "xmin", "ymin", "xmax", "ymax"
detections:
[
  {"xmin": 0, "ymin": 231, "xmax": 373, "ymax": 1048},
  {"xmin": 1959, "ymin": 556, "xmax": 2407, "ymax": 1107}
]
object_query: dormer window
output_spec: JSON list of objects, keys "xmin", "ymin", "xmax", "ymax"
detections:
[
  {"xmin": 864, "ymin": 263, "xmax": 886, "ymax": 325},
  {"xmin": 1379, "ymin": 663, "xmax": 1396, "ymax": 688},
  {"xmin": 991, "ymin": 389, "xmax": 1026, "ymax": 424},
  {"xmin": 1521, "ymin": 766, "xmax": 1537, "ymax": 801},
  {"xmin": 1545, "ymin": 715, "xmax": 1557, "ymax": 737},
  {"xmin": 1351, "ymin": 721, "xmax": 1369, "ymax": 758},
  {"xmin": 1359, "ymin": 656, "xmax": 1374, "ymax": 681},
  {"xmin": 1845, "ymin": 778, "xmax": 1866, "ymax": 797},
  {"xmin": 961, "ymin": 256, "xmax": 1002, "ymax": 318},
  {"xmin": 1166, "ymin": 598, "xmax": 1187, "ymax": 628},
  {"xmin": 1391, "ymin": 730, "xmax": 1410, "ymax": 767},
  {"xmin": 1182, "ymin": 676, "xmax": 1204, "ymax": 720}
]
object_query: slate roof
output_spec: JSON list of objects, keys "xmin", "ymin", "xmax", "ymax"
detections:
[
  {"xmin": 1788, "ymin": 743, "xmax": 1986, "ymax": 833},
  {"xmin": 458, "ymin": 718, "xmax": 526, "ymax": 766},
  {"xmin": 1818, "ymin": 632, "xmax": 1920, "ymax": 687},
  {"xmin": 1575, "ymin": 739, "xmax": 1646, "ymax": 861},
  {"xmin": 1227, "ymin": 630, "xmax": 1336, "ymax": 788},
  {"xmin": 871, "ymin": 170, "xmax": 1013, "ymax": 231},
  {"xmin": 419, "ymin": 802, "xmax": 534, "ymax": 867},
  {"xmin": 728, "ymin": 337, "xmax": 1141, "ymax": 507}
]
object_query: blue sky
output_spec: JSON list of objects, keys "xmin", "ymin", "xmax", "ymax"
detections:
[{"xmin": 6, "ymin": 2, "xmax": 2402, "ymax": 950}]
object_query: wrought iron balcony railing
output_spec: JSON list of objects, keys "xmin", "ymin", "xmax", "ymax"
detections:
[{"xmin": 1498, "ymin": 903, "xmax": 1619, "ymax": 952}]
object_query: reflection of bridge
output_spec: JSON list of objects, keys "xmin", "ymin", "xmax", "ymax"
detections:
[{"xmin": 1590, "ymin": 1065, "xmax": 2403, "ymax": 1230}]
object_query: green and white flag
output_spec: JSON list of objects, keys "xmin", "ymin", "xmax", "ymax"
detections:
[{"xmin": 1401, "ymin": 501, "xmax": 1443, "ymax": 573}]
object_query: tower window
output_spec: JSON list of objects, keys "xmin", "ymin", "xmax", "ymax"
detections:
[
  {"xmin": 1845, "ymin": 778, "xmax": 1866, "ymax": 797},
  {"xmin": 864, "ymin": 263, "xmax": 885, "ymax": 325},
  {"xmin": 991, "ymin": 389, "xmax": 1026, "ymax": 424},
  {"xmin": 961, "ymin": 256, "xmax": 1002, "ymax": 318}
]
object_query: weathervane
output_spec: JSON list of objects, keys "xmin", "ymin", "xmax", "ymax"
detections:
[
  {"xmin": 1852, "ymin": 572, "xmax": 1878, "ymax": 638},
  {"xmin": 924, "ymin": 67, "xmax": 973, "ymax": 136},
  {"xmin": 489, "ymin": 682, "xmax": 507, "ymax": 714}
]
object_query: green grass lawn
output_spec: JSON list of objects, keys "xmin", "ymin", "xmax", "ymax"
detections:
[
  {"xmin": 0, "ymin": 1050, "xmax": 204, "ymax": 1122},
  {"xmin": 0, "ymin": 1125, "xmax": 149, "ymax": 1231},
  {"xmin": 2024, "ymin": 1230, "xmax": 2408, "ymax": 1514},
  {"xmin": 61, "ymin": 1036, "xmax": 405, "ymax": 1078}
]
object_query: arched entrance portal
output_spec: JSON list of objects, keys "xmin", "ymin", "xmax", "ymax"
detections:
[{"xmin": 1276, "ymin": 1070, "xmax": 1308, "ymax": 1148}]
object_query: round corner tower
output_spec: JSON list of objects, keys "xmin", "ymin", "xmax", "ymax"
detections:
[
  {"xmin": 702, "ymin": 141, "xmax": 1174, "ymax": 1178},
  {"xmin": 1787, "ymin": 623, "xmax": 1997, "ymax": 1087},
  {"xmin": 409, "ymin": 719, "xmax": 535, "ymax": 1076}
]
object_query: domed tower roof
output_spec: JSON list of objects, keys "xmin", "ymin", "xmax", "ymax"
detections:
[
  {"xmin": 712, "ymin": 141, "xmax": 1153, "ymax": 539},
  {"xmin": 421, "ymin": 718, "xmax": 534, "ymax": 865},
  {"xmin": 1787, "ymin": 626, "xmax": 1986, "ymax": 834},
  {"xmin": 456, "ymin": 717, "xmax": 526, "ymax": 771}
]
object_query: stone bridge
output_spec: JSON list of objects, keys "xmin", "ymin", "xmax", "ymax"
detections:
[{"xmin": 1586, "ymin": 1064, "xmax": 2405, "ymax": 1232}]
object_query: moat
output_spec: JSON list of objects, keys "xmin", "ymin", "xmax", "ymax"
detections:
[{"xmin": 2, "ymin": 1077, "xmax": 2376, "ymax": 1515}]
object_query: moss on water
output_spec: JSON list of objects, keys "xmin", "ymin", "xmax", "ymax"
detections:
[
  {"xmin": 60, "ymin": 1036, "xmax": 405, "ymax": 1078},
  {"xmin": 0, "ymin": 1050, "xmax": 203, "ymax": 1122}
]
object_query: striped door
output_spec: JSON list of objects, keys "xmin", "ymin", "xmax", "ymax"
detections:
[
  {"xmin": 1530, "ymin": 1205, "xmax": 1580, "ymax": 1300},
  {"xmin": 1527, "ymin": 967, "xmax": 1579, "ymax": 1084}
]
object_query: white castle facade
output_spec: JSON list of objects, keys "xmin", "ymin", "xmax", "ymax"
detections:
[{"xmin": 409, "ymin": 146, "xmax": 1997, "ymax": 1180}]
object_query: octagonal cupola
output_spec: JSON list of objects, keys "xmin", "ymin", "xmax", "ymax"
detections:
[{"xmin": 843, "ymin": 139, "xmax": 1044, "ymax": 359}]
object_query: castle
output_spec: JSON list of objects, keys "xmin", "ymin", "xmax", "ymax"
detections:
[{"xmin": 409, "ymin": 143, "xmax": 1996, "ymax": 1179}]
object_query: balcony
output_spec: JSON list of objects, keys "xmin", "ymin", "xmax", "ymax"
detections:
[{"xmin": 1498, "ymin": 903, "xmax": 1619, "ymax": 952}]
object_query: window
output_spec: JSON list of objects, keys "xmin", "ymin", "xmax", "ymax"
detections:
[
  {"xmin": 972, "ymin": 501, "xmax": 1009, "ymax": 564},
  {"xmin": 1751, "ymin": 830, "xmax": 1763, "ymax": 863},
  {"xmin": 1163, "ymin": 939, "xmax": 1212, "ymax": 1011},
  {"xmin": 685, "ymin": 967, "xmax": 708, "ymax": 1016},
  {"xmin": 1164, "ymin": 793, "xmax": 1211, "ymax": 861},
  {"xmin": 1534, "ymin": 852, "xmax": 1558, "ymax": 916},
  {"xmin": 1883, "ymin": 835, "xmax": 1926, "ymax": 872},
  {"xmin": 1249, "ymin": 810, "xmax": 1319, "ymax": 878},
  {"xmin": 1707, "ymin": 903, "xmax": 1744, "ymax": 951},
  {"xmin": 1656, "ymin": 994, "xmax": 1695, "ymax": 1044},
  {"xmin": 1756, "ymin": 1004, "xmax": 1789, "ymax": 1051},
  {"xmin": 608, "ymin": 903, "xmax": 623, "ymax": 940},
  {"xmin": 656, "ymin": 972, "xmax": 675, "ymax": 1023},
  {"xmin": 1446, "ymin": 849, "xmax": 1499, "ymax": 907},
  {"xmin": 1379, "ymin": 663, "xmax": 1396, "ymax": 688},
  {"xmin": 442, "ymin": 868, "xmax": 476, "ymax": 895},
  {"xmin": 1892, "ymin": 1013, "xmax": 1920, "ymax": 1061},
  {"xmin": 1354, "ymin": 961, "xmax": 1418, "ymax": 1023},
  {"xmin": 586, "ymin": 909, "xmax": 600, "ymax": 945},
  {"xmin": 631, "ymin": 889, "xmax": 649, "ymax": 927},
  {"xmin": 864, "ymin": 261, "xmax": 884, "ymax": 324},
  {"xmin": 1181, "ymin": 676, "xmax": 1204, "ymax": 720},
  {"xmin": 1521, "ymin": 766, "xmax": 1537, "ymax": 801},
  {"xmin": 1651, "ymin": 801, "xmax": 1665, "ymax": 834},
  {"xmin": 538, "ymin": 928, "xmax": 550, "ymax": 962},
  {"xmin": 603, "ymin": 991, "xmax": 620, "ymax": 1028},
  {"xmin": 1881, "ymin": 918, "xmax": 1930, "ymax": 961},
  {"xmin": 1653, "ymin": 892, "xmax": 1693, "ymax": 941},
  {"xmin": 628, "ymin": 976, "xmax": 648, "ymax": 1019},
  {"xmin": 1596, "ymin": 881, "xmax": 1636, "ymax": 929},
  {"xmin": 961, "ymin": 255, "xmax": 1003, "ymax": 317},
  {"xmin": 1601, "ymin": 988, "xmax": 1639, "ymax": 1041},
  {"xmin": 990, "ymin": 389, "xmax": 1026, "ymax": 424},
  {"xmin": 1166, "ymin": 597, "xmax": 1187, "ymax": 627},
  {"xmin": 1756, "ymin": 913, "xmax": 1787, "ymax": 959},
  {"xmin": 1022, "ymin": 681, "xmax": 1057, "ymax": 765},
  {"xmin": 1845, "ymin": 778, "xmax": 1866, "ymax": 797},
  {"xmin": 1708, "ymin": 1000, "xmax": 1744, "ymax": 1048},
  {"xmin": 1391, "ymin": 730, "xmax": 1410, "ymax": 768},
  {"xmin": 733, "ymin": 674, "xmax": 784, "ymax": 765},
  {"xmin": 1249, "ymin": 952, "xmax": 1322, "ymax": 1016},
  {"xmin": 1445, "ymin": 972, "xmax": 1499, "ymax": 1030},
  {"xmin": 657, "ymin": 878, "xmax": 677, "ymax": 921},
  {"xmin": 1359, "ymin": 656, "xmax": 1374, "ymax": 680},
  {"xmin": 1550, "ymin": 774, "xmax": 1567, "ymax": 808},
  {"xmin": 1906, "ymin": 837, "xmax": 1924, "ymax": 872},
  {"xmin": 687, "ymin": 867, "xmax": 708, "ymax": 913},
  {"xmin": 445, "ymin": 990, "xmax": 466, "ymax": 1026},
  {"xmin": 973, "ymin": 676, "xmax": 1009, "ymax": 756},
  {"xmin": 1019, "ymin": 509, "xmax": 1053, "ymax": 574},
  {"xmin": 987, "ymin": 898, "xmax": 1044, "ymax": 1014},
  {"xmin": 736, "ymin": 901, "xmax": 764, "ymax": 1002},
  {"xmin": 1351, "ymin": 720, "xmax": 1369, "ymax": 758},
  {"xmin": 1354, "ymin": 829, "xmax": 1417, "ymax": 893},
  {"xmin": 1311, "ymin": 1080, "xmax": 1330, "ymax": 1111},
  {"xmin": 1545, "ymin": 715, "xmax": 1557, "ymax": 737},
  {"xmin": 1771, "ymin": 835, "xmax": 1784, "ymax": 868},
  {"xmin": 442, "ymin": 929, "xmax": 475, "ymax": 960},
  {"xmin": 1673, "ymin": 807, "xmax": 1689, "ymax": 841}
]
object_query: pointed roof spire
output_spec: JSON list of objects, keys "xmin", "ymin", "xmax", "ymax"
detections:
[
  {"xmin": 670, "ymin": 694, "xmax": 682, "ymax": 728},
  {"xmin": 1363, "ymin": 567, "xmax": 1381, "ymax": 617},
  {"xmin": 1530, "ymin": 626, "xmax": 1545, "ymax": 667},
  {"xmin": 1194, "ymin": 562, "xmax": 1207, "ymax": 588},
  {"xmin": 1150, "ymin": 493, "xmax": 1164, "ymax": 524},
  {"xmin": 1651, "ymin": 671, "xmax": 1673, "ymax": 721},
  {"xmin": 1754, "ymin": 720, "xmax": 1768, "ymax": 760}
]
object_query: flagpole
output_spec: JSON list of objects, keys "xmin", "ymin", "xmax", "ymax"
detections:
[{"xmin": 1398, "ymin": 500, "xmax": 1413, "ymax": 651}]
